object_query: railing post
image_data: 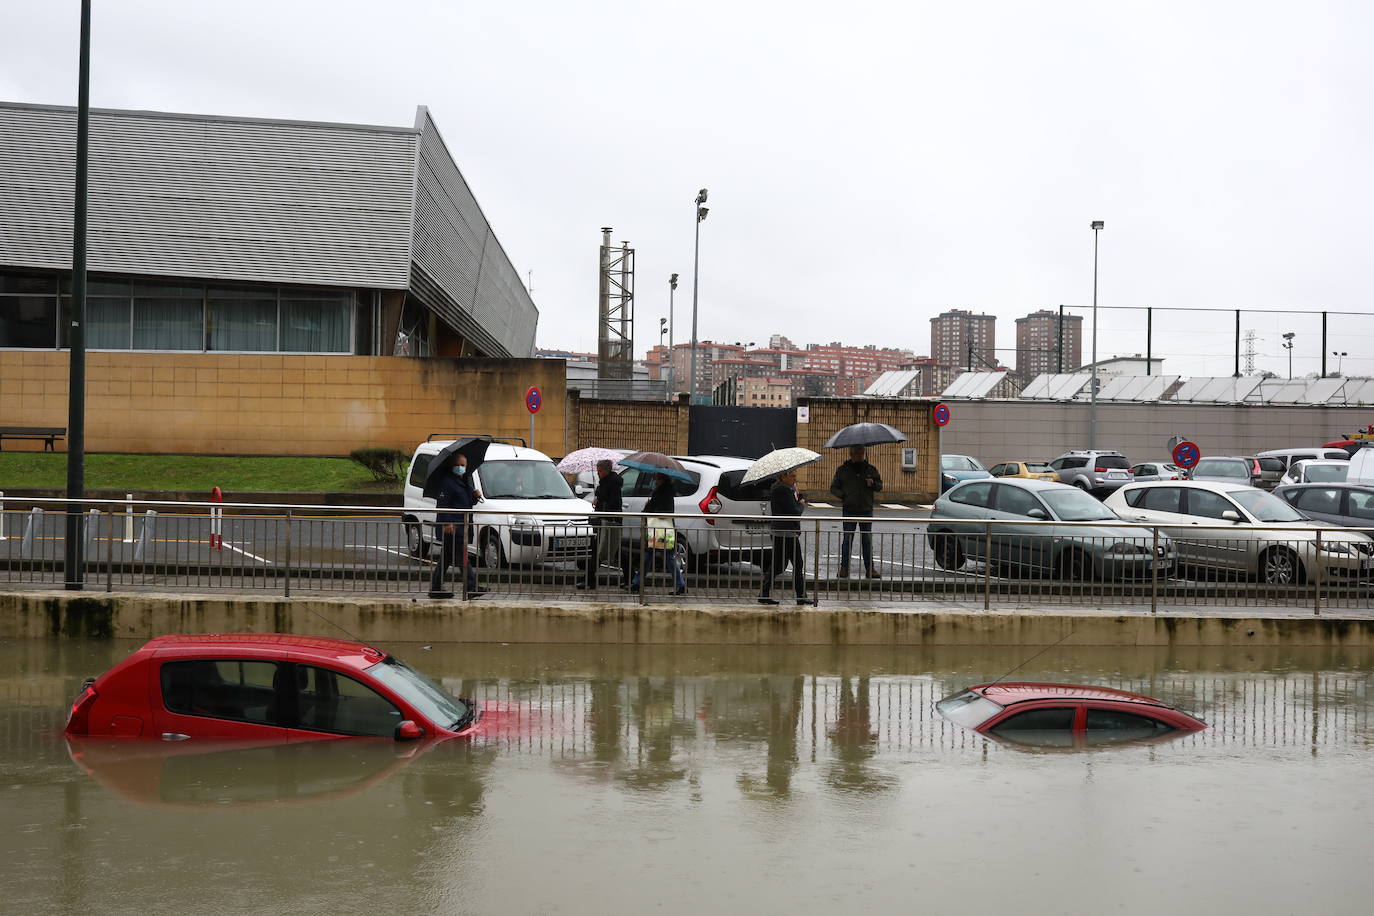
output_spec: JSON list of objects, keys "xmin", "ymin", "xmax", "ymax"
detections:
[
  {"xmin": 105, "ymin": 502, "xmax": 115, "ymax": 593},
  {"xmin": 983, "ymin": 522, "xmax": 992, "ymax": 611},
  {"xmin": 0, "ymin": 490, "xmax": 6, "ymax": 540},
  {"xmin": 1150, "ymin": 526, "xmax": 1159, "ymax": 615},
  {"xmin": 638, "ymin": 513, "xmax": 648, "ymax": 606},
  {"xmin": 812, "ymin": 517, "xmax": 821, "ymax": 607},
  {"xmin": 1313, "ymin": 529, "xmax": 1322, "ymax": 616},
  {"xmin": 460, "ymin": 510, "xmax": 470, "ymax": 601},
  {"xmin": 284, "ymin": 508, "xmax": 293, "ymax": 599}
]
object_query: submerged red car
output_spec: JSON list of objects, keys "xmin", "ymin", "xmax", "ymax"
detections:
[
  {"xmin": 936, "ymin": 682, "xmax": 1206, "ymax": 744},
  {"xmin": 66, "ymin": 634, "xmax": 481, "ymax": 742}
]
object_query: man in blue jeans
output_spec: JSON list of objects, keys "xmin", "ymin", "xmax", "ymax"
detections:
[{"xmin": 829, "ymin": 445, "xmax": 882, "ymax": 579}]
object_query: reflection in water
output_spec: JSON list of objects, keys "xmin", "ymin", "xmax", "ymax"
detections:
[{"xmin": 2, "ymin": 642, "xmax": 1373, "ymax": 915}]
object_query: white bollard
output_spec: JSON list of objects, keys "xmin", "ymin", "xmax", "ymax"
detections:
[
  {"xmin": 85, "ymin": 508, "xmax": 101, "ymax": 551},
  {"xmin": 133, "ymin": 509, "xmax": 157, "ymax": 561},
  {"xmin": 124, "ymin": 493, "xmax": 134, "ymax": 543},
  {"xmin": 21, "ymin": 507, "xmax": 43, "ymax": 554}
]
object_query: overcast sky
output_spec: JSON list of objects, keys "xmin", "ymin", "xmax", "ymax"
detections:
[{"xmin": 5, "ymin": 0, "xmax": 1373, "ymax": 378}]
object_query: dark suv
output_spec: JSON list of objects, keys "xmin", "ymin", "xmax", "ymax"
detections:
[{"xmin": 1048, "ymin": 450, "xmax": 1133, "ymax": 495}]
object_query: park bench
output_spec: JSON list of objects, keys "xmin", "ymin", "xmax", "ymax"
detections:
[{"xmin": 0, "ymin": 426, "xmax": 66, "ymax": 451}]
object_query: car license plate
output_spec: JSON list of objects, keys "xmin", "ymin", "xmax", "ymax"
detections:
[
  {"xmin": 735, "ymin": 520, "xmax": 769, "ymax": 530},
  {"xmin": 1108, "ymin": 472, "xmax": 1127, "ymax": 480}
]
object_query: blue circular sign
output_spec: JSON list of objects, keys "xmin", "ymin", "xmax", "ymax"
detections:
[
  {"xmin": 1172, "ymin": 440, "xmax": 1200, "ymax": 469},
  {"xmin": 933, "ymin": 403, "xmax": 951, "ymax": 427},
  {"xmin": 525, "ymin": 386, "xmax": 542, "ymax": 414}
]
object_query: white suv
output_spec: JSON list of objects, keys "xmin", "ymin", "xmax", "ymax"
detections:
[
  {"xmin": 402, "ymin": 439, "xmax": 594, "ymax": 567},
  {"xmin": 594, "ymin": 455, "xmax": 774, "ymax": 567}
]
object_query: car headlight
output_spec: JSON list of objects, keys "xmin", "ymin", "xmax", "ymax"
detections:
[
  {"xmin": 1319, "ymin": 542, "xmax": 1352, "ymax": 554},
  {"xmin": 1108, "ymin": 542, "xmax": 1149, "ymax": 554}
]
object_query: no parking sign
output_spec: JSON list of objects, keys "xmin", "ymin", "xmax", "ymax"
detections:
[
  {"xmin": 1171, "ymin": 440, "xmax": 1201, "ymax": 469},
  {"xmin": 933, "ymin": 403, "xmax": 951, "ymax": 427}
]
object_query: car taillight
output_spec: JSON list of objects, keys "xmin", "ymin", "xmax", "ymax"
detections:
[
  {"xmin": 1094, "ymin": 466, "xmax": 1107, "ymax": 473},
  {"xmin": 66, "ymin": 682, "xmax": 98, "ymax": 735},
  {"xmin": 699, "ymin": 487, "xmax": 721, "ymax": 525}
]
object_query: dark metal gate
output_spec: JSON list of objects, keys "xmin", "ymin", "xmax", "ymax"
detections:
[{"xmin": 687, "ymin": 406, "xmax": 796, "ymax": 458}]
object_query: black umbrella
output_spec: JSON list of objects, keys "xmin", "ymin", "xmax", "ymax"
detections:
[
  {"xmin": 824, "ymin": 422, "xmax": 908, "ymax": 449},
  {"xmin": 422, "ymin": 437, "xmax": 490, "ymax": 499}
]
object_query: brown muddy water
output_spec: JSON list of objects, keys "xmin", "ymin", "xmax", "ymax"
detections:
[{"xmin": 2, "ymin": 640, "xmax": 1372, "ymax": 915}]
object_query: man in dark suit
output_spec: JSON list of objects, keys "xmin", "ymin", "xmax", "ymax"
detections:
[
  {"xmin": 429, "ymin": 453, "xmax": 488, "ymax": 599},
  {"xmin": 582, "ymin": 459, "xmax": 629, "ymax": 590}
]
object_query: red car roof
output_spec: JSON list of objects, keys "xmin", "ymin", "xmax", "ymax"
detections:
[
  {"xmin": 141, "ymin": 633, "xmax": 386, "ymax": 670},
  {"xmin": 972, "ymin": 682, "xmax": 1171, "ymax": 709}
]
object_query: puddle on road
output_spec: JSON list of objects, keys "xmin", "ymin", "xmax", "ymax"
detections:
[{"xmin": 3, "ymin": 640, "xmax": 1372, "ymax": 915}]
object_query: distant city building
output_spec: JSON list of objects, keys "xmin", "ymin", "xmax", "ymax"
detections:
[
  {"xmin": 714, "ymin": 376, "xmax": 794, "ymax": 407},
  {"xmin": 768, "ymin": 333, "xmax": 797, "ymax": 350},
  {"xmin": 644, "ymin": 344, "xmax": 669, "ymax": 381},
  {"xmin": 780, "ymin": 368, "xmax": 840, "ymax": 400},
  {"xmin": 669, "ymin": 341, "xmax": 746, "ymax": 397},
  {"xmin": 1015, "ymin": 310, "xmax": 1082, "ymax": 379},
  {"xmin": 801, "ymin": 341, "xmax": 913, "ymax": 380},
  {"xmin": 710, "ymin": 357, "xmax": 778, "ymax": 390},
  {"xmin": 930, "ymin": 309, "xmax": 996, "ymax": 369},
  {"xmin": 742, "ymin": 346, "xmax": 810, "ymax": 373}
]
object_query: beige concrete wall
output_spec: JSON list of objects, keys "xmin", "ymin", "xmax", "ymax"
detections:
[
  {"xmin": 0, "ymin": 350, "xmax": 565, "ymax": 456},
  {"xmin": 5, "ymin": 591, "xmax": 1373, "ymax": 648},
  {"xmin": 910, "ymin": 399, "xmax": 1374, "ymax": 467},
  {"xmin": 796, "ymin": 398, "xmax": 941, "ymax": 500}
]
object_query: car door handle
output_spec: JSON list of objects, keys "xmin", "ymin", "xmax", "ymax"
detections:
[{"xmin": 161, "ymin": 732, "xmax": 190, "ymax": 741}]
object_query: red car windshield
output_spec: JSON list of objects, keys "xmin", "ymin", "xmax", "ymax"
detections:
[
  {"xmin": 936, "ymin": 689, "xmax": 1004, "ymax": 729},
  {"xmin": 366, "ymin": 657, "xmax": 472, "ymax": 730}
]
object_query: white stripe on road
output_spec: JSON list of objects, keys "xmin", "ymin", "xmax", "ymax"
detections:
[
  {"xmin": 880, "ymin": 503, "xmax": 907, "ymax": 509},
  {"xmin": 222, "ymin": 542, "xmax": 271, "ymax": 564},
  {"xmin": 808, "ymin": 502, "xmax": 834, "ymax": 508}
]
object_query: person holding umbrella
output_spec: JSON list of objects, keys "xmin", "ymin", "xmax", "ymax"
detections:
[
  {"xmin": 579, "ymin": 458, "xmax": 629, "ymax": 591},
  {"xmin": 759, "ymin": 467, "xmax": 808, "ymax": 605},
  {"xmin": 830, "ymin": 445, "xmax": 883, "ymax": 579},
  {"xmin": 631, "ymin": 471, "xmax": 687, "ymax": 595},
  {"xmin": 424, "ymin": 438, "xmax": 490, "ymax": 600}
]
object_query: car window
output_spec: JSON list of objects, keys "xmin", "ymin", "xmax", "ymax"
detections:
[
  {"xmin": 996, "ymin": 485, "xmax": 1042, "ymax": 517},
  {"xmin": 1305, "ymin": 464, "xmax": 1348, "ymax": 483},
  {"xmin": 617, "ymin": 467, "xmax": 640, "ymax": 494},
  {"xmin": 1095, "ymin": 455, "xmax": 1130, "ymax": 470},
  {"xmin": 989, "ymin": 707, "xmax": 1076, "ymax": 732},
  {"xmin": 1140, "ymin": 487, "xmax": 1185, "ymax": 513},
  {"xmin": 1230, "ymin": 489, "xmax": 1305, "ymax": 523},
  {"xmin": 1084, "ymin": 708, "xmax": 1174, "ymax": 732},
  {"xmin": 1041, "ymin": 488, "xmax": 1117, "ymax": 521},
  {"xmin": 1195, "ymin": 459, "xmax": 1245, "ymax": 478},
  {"xmin": 1048, "ymin": 458, "xmax": 1065, "ymax": 470},
  {"xmin": 1025, "ymin": 462, "xmax": 1054, "ymax": 474},
  {"xmin": 1258, "ymin": 457, "xmax": 1284, "ymax": 473},
  {"xmin": 1348, "ymin": 490, "xmax": 1374, "ymax": 521},
  {"xmin": 1130, "ymin": 464, "xmax": 1150, "ymax": 476},
  {"xmin": 1124, "ymin": 488, "xmax": 1145, "ymax": 508},
  {"xmin": 1290, "ymin": 487, "xmax": 1343, "ymax": 515},
  {"xmin": 989, "ymin": 464, "xmax": 1007, "ymax": 476},
  {"xmin": 717, "ymin": 469, "xmax": 771, "ymax": 502},
  {"xmin": 1062, "ymin": 457, "xmax": 1088, "ymax": 469},
  {"xmin": 296, "ymin": 665, "xmax": 404, "ymax": 737},
  {"xmin": 942, "ymin": 456, "xmax": 982, "ymax": 471},
  {"xmin": 408, "ymin": 454, "xmax": 431, "ymax": 488},
  {"xmin": 160, "ymin": 659, "xmax": 280, "ymax": 724},
  {"xmin": 1186, "ymin": 489, "xmax": 1238, "ymax": 520},
  {"xmin": 479, "ymin": 460, "xmax": 576, "ymax": 499},
  {"xmin": 949, "ymin": 482, "xmax": 993, "ymax": 508}
]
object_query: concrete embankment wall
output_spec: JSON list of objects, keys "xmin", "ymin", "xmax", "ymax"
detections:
[{"xmin": 4, "ymin": 591, "xmax": 1372, "ymax": 648}]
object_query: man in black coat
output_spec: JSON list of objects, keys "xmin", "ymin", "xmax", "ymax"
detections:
[
  {"xmin": 428, "ymin": 452, "xmax": 487, "ymax": 599},
  {"xmin": 829, "ymin": 445, "xmax": 882, "ymax": 579},
  {"xmin": 759, "ymin": 468, "xmax": 807, "ymax": 605},
  {"xmin": 581, "ymin": 459, "xmax": 629, "ymax": 590}
]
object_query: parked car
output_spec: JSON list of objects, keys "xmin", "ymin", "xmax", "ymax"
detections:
[
  {"xmin": 927, "ymin": 478, "xmax": 1174, "ymax": 580},
  {"xmin": 611, "ymin": 455, "xmax": 773, "ymax": 568},
  {"xmin": 1129, "ymin": 461, "xmax": 1185, "ymax": 482},
  {"xmin": 1279, "ymin": 459, "xmax": 1349, "ymax": 486},
  {"xmin": 936, "ymin": 682, "xmax": 1206, "ymax": 748},
  {"xmin": 1274, "ymin": 483, "xmax": 1374, "ymax": 529},
  {"xmin": 1189, "ymin": 456, "xmax": 1281, "ymax": 490},
  {"xmin": 1104, "ymin": 481, "xmax": 1374, "ymax": 585},
  {"xmin": 1048, "ymin": 450, "xmax": 1133, "ymax": 495},
  {"xmin": 940, "ymin": 454, "xmax": 993, "ymax": 491},
  {"xmin": 403, "ymin": 439, "xmax": 594, "ymax": 568},
  {"xmin": 65, "ymin": 634, "xmax": 482, "ymax": 742},
  {"xmin": 1256, "ymin": 447, "xmax": 1350, "ymax": 471},
  {"xmin": 989, "ymin": 460, "xmax": 1058, "ymax": 481}
]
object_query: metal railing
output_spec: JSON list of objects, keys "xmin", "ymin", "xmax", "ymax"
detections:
[{"xmin": 1, "ymin": 496, "xmax": 1372, "ymax": 614}]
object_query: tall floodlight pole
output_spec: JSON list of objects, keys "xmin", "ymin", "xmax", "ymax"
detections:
[
  {"xmin": 1087, "ymin": 220, "xmax": 1104, "ymax": 451},
  {"xmin": 689, "ymin": 189, "xmax": 709, "ymax": 403},
  {"xmin": 65, "ymin": 0, "xmax": 92, "ymax": 590},
  {"xmin": 1282, "ymin": 332, "xmax": 1295, "ymax": 379},
  {"xmin": 668, "ymin": 273, "xmax": 679, "ymax": 397}
]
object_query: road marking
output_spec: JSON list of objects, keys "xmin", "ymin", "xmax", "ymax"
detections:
[
  {"xmin": 222, "ymin": 542, "xmax": 271, "ymax": 563},
  {"xmin": 880, "ymin": 503, "xmax": 908, "ymax": 509},
  {"xmin": 808, "ymin": 502, "xmax": 834, "ymax": 508}
]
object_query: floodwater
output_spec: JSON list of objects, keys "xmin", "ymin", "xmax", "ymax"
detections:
[{"xmin": 3, "ymin": 640, "xmax": 1372, "ymax": 915}]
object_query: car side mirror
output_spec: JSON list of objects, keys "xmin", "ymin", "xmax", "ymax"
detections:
[
  {"xmin": 1026, "ymin": 508, "xmax": 1049, "ymax": 520},
  {"xmin": 394, "ymin": 720, "xmax": 424, "ymax": 741},
  {"xmin": 1221, "ymin": 510, "xmax": 1242, "ymax": 523}
]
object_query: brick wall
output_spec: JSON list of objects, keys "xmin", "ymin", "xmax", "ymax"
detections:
[
  {"xmin": 0, "ymin": 351, "xmax": 566, "ymax": 456},
  {"xmin": 795, "ymin": 398, "xmax": 941, "ymax": 500},
  {"xmin": 565, "ymin": 393, "xmax": 690, "ymax": 456}
]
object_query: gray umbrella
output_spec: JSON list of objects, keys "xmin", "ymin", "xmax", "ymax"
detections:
[
  {"xmin": 824, "ymin": 423, "xmax": 908, "ymax": 449},
  {"xmin": 422, "ymin": 437, "xmax": 490, "ymax": 499}
]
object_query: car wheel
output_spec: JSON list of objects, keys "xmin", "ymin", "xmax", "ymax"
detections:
[
  {"xmin": 930, "ymin": 534, "xmax": 964, "ymax": 571},
  {"xmin": 1074, "ymin": 480, "xmax": 1092, "ymax": 492},
  {"xmin": 1260, "ymin": 546, "xmax": 1303, "ymax": 585},
  {"xmin": 404, "ymin": 520, "xmax": 426, "ymax": 558},
  {"xmin": 480, "ymin": 529, "xmax": 508, "ymax": 569},
  {"xmin": 1056, "ymin": 549, "xmax": 1091, "ymax": 581}
]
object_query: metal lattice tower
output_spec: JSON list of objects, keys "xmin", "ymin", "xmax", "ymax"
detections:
[
  {"xmin": 597, "ymin": 227, "xmax": 635, "ymax": 381},
  {"xmin": 1243, "ymin": 329, "xmax": 1259, "ymax": 375}
]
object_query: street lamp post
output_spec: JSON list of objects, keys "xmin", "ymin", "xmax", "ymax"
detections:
[
  {"xmin": 689, "ymin": 189, "xmax": 708, "ymax": 404},
  {"xmin": 1088, "ymin": 220, "xmax": 1103, "ymax": 451},
  {"xmin": 1282, "ymin": 332, "xmax": 1295, "ymax": 379},
  {"xmin": 668, "ymin": 273, "xmax": 678, "ymax": 397},
  {"xmin": 1333, "ymin": 351, "xmax": 1348, "ymax": 375},
  {"xmin": 65, "ymin": 0, "xmax": 92, "ymax": 590}
]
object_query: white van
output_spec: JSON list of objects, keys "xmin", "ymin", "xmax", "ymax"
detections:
[
  {"xmin": 1256, "ymin": 447, "xmax": 1350, "ymax": 471},
  {"xmin": 402, "ymin": 438, "xmax": 594, "ymax": 567}
]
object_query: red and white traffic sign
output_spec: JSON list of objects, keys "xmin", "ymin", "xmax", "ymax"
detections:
[
  {"xmin": 525, "ymin": 386, "xmax": 542, "ymax": 414},
  {"xmin": 933, "ymin": 403, "xmax": 952, "ymax": 427},
  {"xmin": 1171, "ymin": 440, "xmax": 1201, "ymax": 469}
]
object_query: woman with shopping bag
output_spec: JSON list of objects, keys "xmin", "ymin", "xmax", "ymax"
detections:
[{"xmin": 631, "ymin": 472, "xmax": 687, "ymax": 596}]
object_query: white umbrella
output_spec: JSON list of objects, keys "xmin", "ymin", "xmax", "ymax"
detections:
[
  {"xmin": 556, "ymin": 447, "xmax": 628, "ymax": 474},
  {"xmin": 742, "ymin": 447, "xmax": 823, "ymax": 485}
]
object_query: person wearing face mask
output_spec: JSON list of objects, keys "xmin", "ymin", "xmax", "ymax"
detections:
[{"xmin": 428, "ymin": 452, "xmax": 487, "ymax": 599}]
